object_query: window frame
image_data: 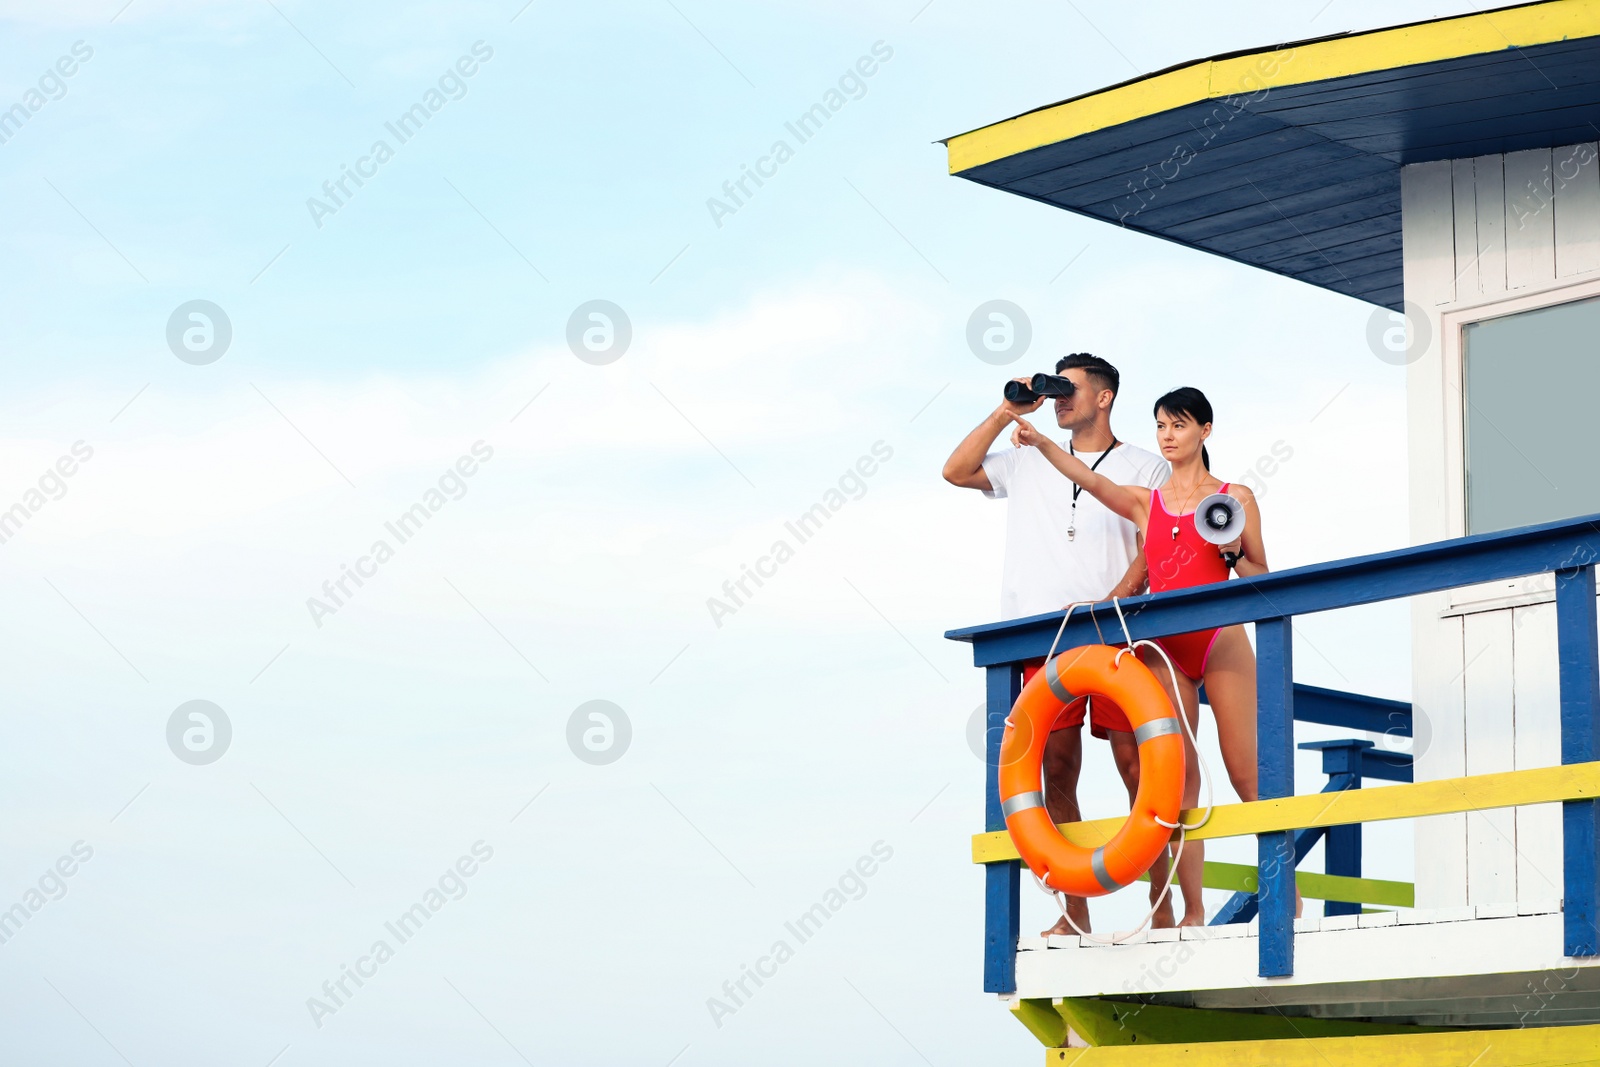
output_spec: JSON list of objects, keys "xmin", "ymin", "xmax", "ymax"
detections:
[{"xmin": 1439, "ymin": 274, "xmax": 1600, "ymax": 616}]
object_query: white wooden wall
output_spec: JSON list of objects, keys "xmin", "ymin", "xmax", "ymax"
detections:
[{"xmin": 1401, "ymin": 143, "xmax": 1600, "ymax": 908}]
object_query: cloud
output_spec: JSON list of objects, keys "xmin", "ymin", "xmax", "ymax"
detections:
[{"xmin": 0, "ymin": 273, "xmax": 951, "ymax": 634}]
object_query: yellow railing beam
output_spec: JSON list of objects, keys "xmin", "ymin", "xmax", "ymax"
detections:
[
  {"xmin": 1134, "ymin": 860, "xmax": 1413, "ymax": 907},
  {"xmin": 973, "ymin": 760, "xmax": 1600, "ymax": 864}
]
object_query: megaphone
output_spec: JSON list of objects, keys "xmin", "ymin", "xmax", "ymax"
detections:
[{"xmin": 1194, "ymin": 492, "xmax": 1245, "ymax": 547}]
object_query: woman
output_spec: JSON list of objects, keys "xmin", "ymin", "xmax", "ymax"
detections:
[{"xmin": 1011, "ymin": 387, "xmax": 1276, "ymax": 927}]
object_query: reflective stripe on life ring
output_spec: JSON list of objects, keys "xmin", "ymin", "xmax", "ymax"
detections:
[
  {"xmin": 995, "ymin": 644, "xmax": 1185, "ymax": 898},
  {"xmin": 1133, "ymin": 716, "xmax": 1181, "ymax": 745},
  {"xmin": 1000, "ymin": 791, "xmax": 1045, "ymax": 818},
  {"xmin": 1042, "ymin": 654, "xmax": 1074, "ymax": 704}
]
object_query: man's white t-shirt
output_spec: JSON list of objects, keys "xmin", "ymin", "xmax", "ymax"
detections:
[{"xmin": 982, "ymin": 439, "xmax": 1168, "ymax": 620}]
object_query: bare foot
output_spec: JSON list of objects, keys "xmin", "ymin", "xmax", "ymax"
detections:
[
  {"xmin": 1041, "ymin": 898, "xmax": 1090, "ymax": 938},
  {"xmin": 1177, "ymin": 910, "xmax": 1207, "ymax": 928},
  {"xmin": 1150, "ymin": 898, "xmax": 1176, "ymax": 929}
]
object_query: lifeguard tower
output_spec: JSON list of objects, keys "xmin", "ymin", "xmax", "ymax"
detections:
[{"xmin": 944, "ymin": 2, "xmax": 1600, "ymax": 1062}]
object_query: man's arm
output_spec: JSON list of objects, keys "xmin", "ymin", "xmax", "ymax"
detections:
[
  {"xmin": 1105, "ymin": 548, "xmax": 1149, "ymax": 600},
  {"xmin": 942, "ymin": 382, "xmax": 1043, "ymax": 490},
  {"xmin": 1102, "ymin": 458, "xmax": 1164, "ymax": 601}
]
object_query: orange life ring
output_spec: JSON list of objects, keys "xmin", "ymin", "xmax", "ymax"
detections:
[{"xmin": 998, "ymin": 644, "xmax": 1185, "ymax": 897}]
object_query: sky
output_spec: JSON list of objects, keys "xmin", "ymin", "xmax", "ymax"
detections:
[{"xmin": 0, "ymin": 1, "xmax": 1454, "ymax": 1064}]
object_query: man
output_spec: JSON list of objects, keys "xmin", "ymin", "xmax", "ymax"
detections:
[{"xmin": 943, "ymin": 352, "xmax": 1172, "ymax": 935}]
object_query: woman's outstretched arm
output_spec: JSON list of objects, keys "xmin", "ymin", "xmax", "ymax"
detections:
[{"xmin": 1008, "ymin": 414, "xmax": 1148, "ymax": 525}]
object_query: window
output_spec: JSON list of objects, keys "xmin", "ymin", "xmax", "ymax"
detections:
[{"xmin": 1463, "ymin": 295, "xmax": 1600, "ymax": 535}]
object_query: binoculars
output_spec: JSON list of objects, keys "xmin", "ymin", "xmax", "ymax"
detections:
[{"xmin": 1003, "ymin": 374, "xmax": 1077, "ymax": 405}]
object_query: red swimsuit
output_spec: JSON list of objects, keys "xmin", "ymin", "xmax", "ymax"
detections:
[{"xmin": 1143, "ymin": 484, "xmax": 1232, "ymax": 680}]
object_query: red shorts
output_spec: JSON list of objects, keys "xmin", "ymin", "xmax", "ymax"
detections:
[{"xmin": 1022, "ymin": 659, "xmax": 1133, "ymax": 738}]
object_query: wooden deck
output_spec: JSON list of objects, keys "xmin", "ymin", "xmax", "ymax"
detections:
[{"xmin": 1011, "ymin": 903, "xmax": 1600, "ymax": 1027}]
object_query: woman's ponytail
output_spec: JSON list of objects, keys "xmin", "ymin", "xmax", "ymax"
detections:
[{"xmin": 1201, "ymin": 445, "xmax": 1211, "ymax": 470}]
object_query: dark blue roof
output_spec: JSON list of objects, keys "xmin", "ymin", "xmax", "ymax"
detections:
[{"xmin": 947, "ymin": 11, "xmax": 1600, "ymax": 310}]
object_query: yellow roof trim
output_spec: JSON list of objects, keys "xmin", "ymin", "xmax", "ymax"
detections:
[{"xmin": 947, "ymin": 0, "xmax": 1600, "ymax": 174}]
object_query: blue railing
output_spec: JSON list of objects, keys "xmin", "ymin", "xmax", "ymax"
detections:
[
  {"xmin": 947, "ymin": 512, "xmax": 1600, "ymax": 993},
  {"xmin": 1209, "ymin": 736, "xmax": 1410, "ymax": 926}
]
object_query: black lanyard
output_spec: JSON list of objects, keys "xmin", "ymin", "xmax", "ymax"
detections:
[{"xmin": 1069, "ymin": 438, "xmax": 1119, "ymax": 505}]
